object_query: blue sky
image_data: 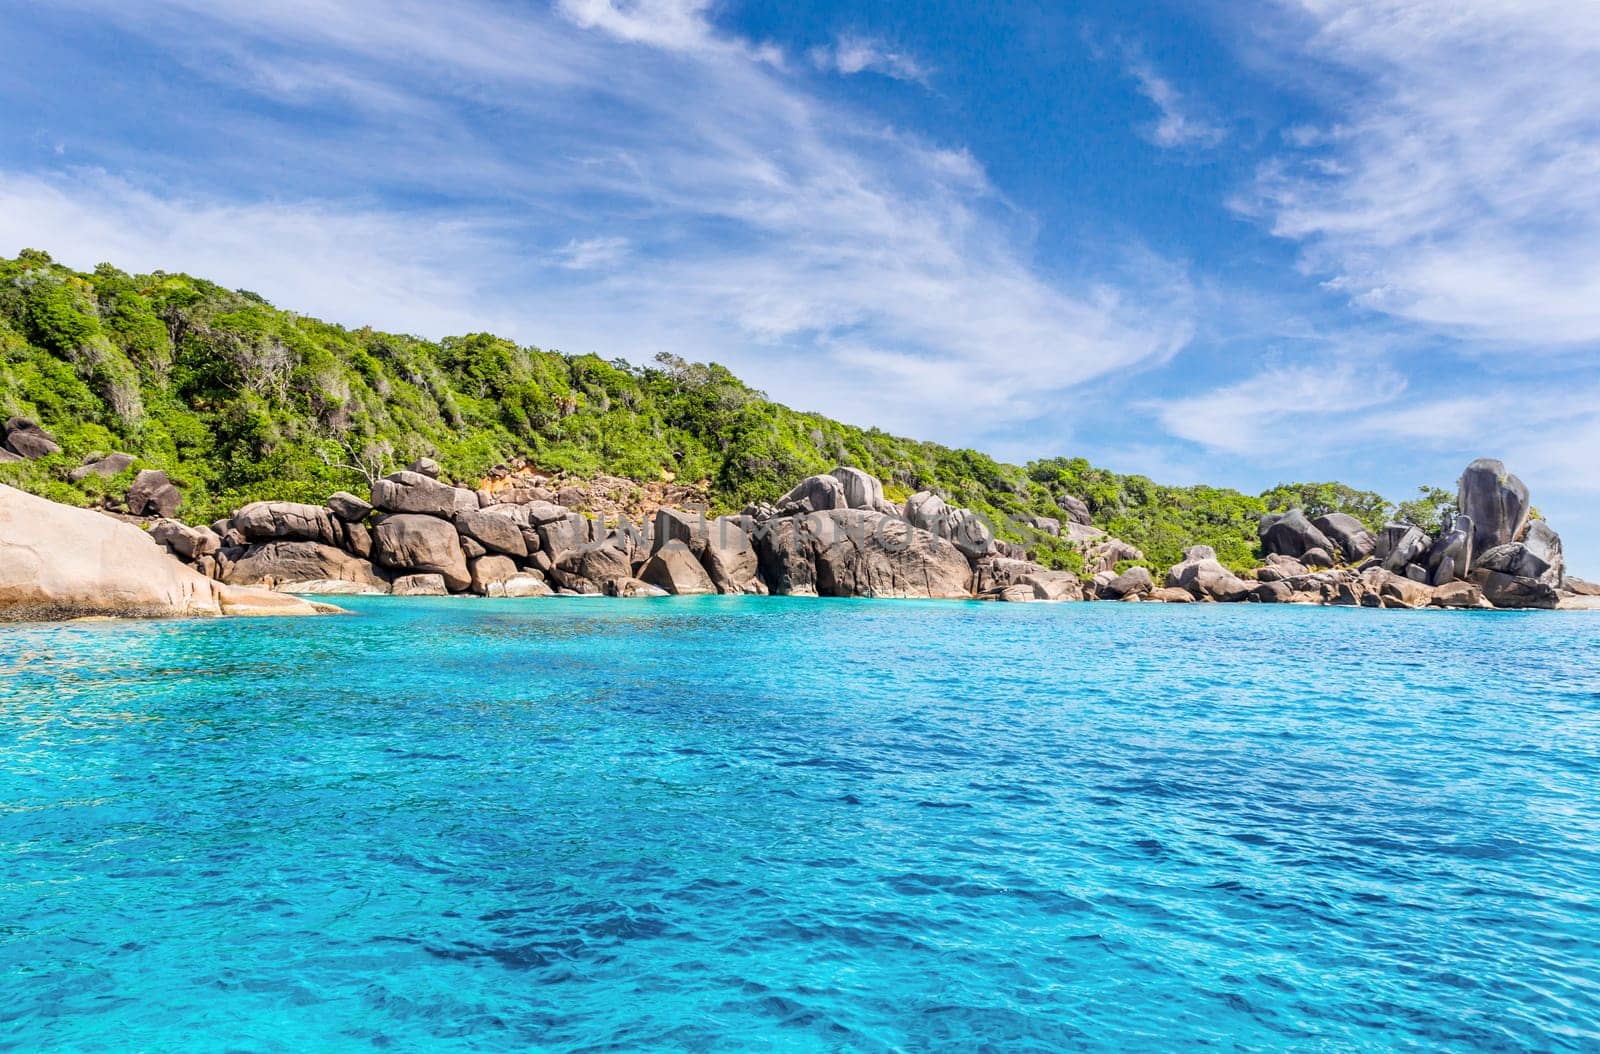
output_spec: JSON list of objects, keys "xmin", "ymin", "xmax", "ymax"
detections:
[{"xmin": 3, "ymin": 0, "xmax": 1598, "ymax": 571}]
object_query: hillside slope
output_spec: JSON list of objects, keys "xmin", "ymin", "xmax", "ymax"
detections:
[{"xmin": 0, "ymin": 250, "xmax": 1439, "ymax": 572}]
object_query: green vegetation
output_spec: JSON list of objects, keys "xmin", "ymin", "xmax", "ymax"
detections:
[{"xmin": 1, "ymin": 251, "xmax": 1437, "ymax": 573}]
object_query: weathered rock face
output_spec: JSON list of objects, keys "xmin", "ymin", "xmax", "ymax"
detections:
[
  {"xmin": 373, "ymin": 514, "xmax": 470, "ymax": 592},
  {"xmin": 1166, "ymin": 547, "xmax": 1252, "ymax": 602},
  {"xmin": 232, "ymin": 501, "xmax": 341, "ymax": 547},
  {"xmin": 1060, "ymin": 495, "xmax": 1093, "ymax": 526},
  {"xmin": 327, "ymin": 491, "xmax": 373, "ymax": 523},
  {"xmin": 1363, "ymin": 567, "xmax": 1435, "ymax": 609},
  {"xmin": 1256, "ymin": 554, "xmax": 1309, "ymax": 582},
  {"xmin": 1522, "ymin": 521, "xmax": 1564, "ymax": 587},
  {"xmin": 1473, "ymin": 569, "xmax": 1559, "ymax": 610},
  {"xmin": 2, "ymin": 418, "xmax": 61, "ymax": 460},
  {"xmin": 1313, "ymin": 513, "xmax": 1377, "ymax": 563},
  {"xmin": 127, "ymin": 469, "xmax": 182, "ymax": 518},
  {"xmin": 456, "ymin": 507, "xmax": 529, "ymax": 558},
  {"xmin": 639, "ymin": 546, "xmax": 716, "ymax": 595},
  {"xmin": 574, "ymin": 544, "xmax": 633, "ymax": 590},
  {"xmin": 468, "ymin": 554, "xmax": 519, "ymax": 595},
  {"xmin": 149, "ymin": 519, "xmax": 221, "ymax": 561},
  {"xmin": 829, "ymin": 467, "xmax": 888, "ymax": 512},
  {"xmin": 604, "ymin": 577, "xmax": 668, "ymax": 599},
  {"xmin": 972, "ymin": 556, "xmax": 1047, "ymax": 595},
  {"xmin": 903, "ymin": 491, "xmax": 949, "ymax": 533},
  {"xmin": 1458, "ymin": 458, "xmax": 1530, "ymax": 555},
  {"xmin": 652, "ymin": 507, "xmax": 704, "ymax": 553},
  {"xmin": 757, "ymin": 509, "xmax": 972, "ymax": 599},
  {"xmin": 776, "ymin": 475, "xmax": 848, "ymax": 514},
  {"xmin": 1431, "ymin": 581, "xmax": 1489, "ymax": 609},
  {"xmin": 701, "ymin": 517, "xmax": 766, "ymax": 595},
  {"xmin": 1566, "ymin": 577, "xmax": 1600, "ymax": 597},
  {"xmin": 1102, "ymin": 566, "xmax": 1155, "ymax": 599},
  {"xmin": 1149, "ymin": 586, "xmax": 1196, "ymax": 603},
  {"xmin": 1425, "ymin": 515, "xmax": 1474, "ymax": 586},
  {"xmin": 221, "ymin": 540, "xmax": 389, "ymax": 591},
  {"xmin": 495, "ymin": 572, "xmax": 554, "ymax": 598},
  {"xmin": 1, "ymin": 484, "xmax": 328, "ymax": 620},
  {"xmin": 1260, "ymin": 509, "xmax": 1337, "ymax": 560},
  {"xmin": 1025, "ymin": 515, "xmax": 1061, "ymax": 537},
  {"xmin": 1301, "ymin": 547, "xmax": 1335, "ymax": 569},
  {"xmin": 1379, "ymin": 525, "xmax": 1430, "ymax": 573},
  {"xmin": 1474, "ymin": 543, "xmax": 1551, "ymax": 582},
  {"xmin": 1021, "ymin": 571, "xmax": 1083, "ymax": 602},
  {"xmin": 408, "ymin": 457, "xmax": 443, "ymax": 479},
  {"xmin": 948, "ymin": 508, "xmax": 997, "ymax": 560},
  {"xmin": 371, "ymin": 471, "xmax": 477, "ymax": 517},
  {"xmin": 68, "ymin": 452, "xmax": 135, "ymax": 482},
  {"xmin": 391, "ymin": 573, "xmax": 448, "ymax": 596}
]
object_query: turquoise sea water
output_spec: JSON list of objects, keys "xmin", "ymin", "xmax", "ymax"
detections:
[{"xmin": 4, "ymin": 597, "xmax": 1600, "ymax": 1052}]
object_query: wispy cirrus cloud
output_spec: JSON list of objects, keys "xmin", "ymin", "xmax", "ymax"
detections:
[
  {"xmin": 810, "ymin": 35, "xmax": 931, "ymax": 85},
  {"xmin": 1240, "ymin": 0, "xmax": 1600, "ymax": 346},
  {"xmin": 1126, "ymin": 59, "xmax": 1228, "ymax": 149},
  {"xmin": 5, "ymin": 0, "xmax": 1193, "ymax": 442}
]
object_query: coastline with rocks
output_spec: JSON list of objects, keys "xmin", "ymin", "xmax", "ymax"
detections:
[{"xmin": 3, "ymin": 437, "xmax": 1593, "ymax": 619}]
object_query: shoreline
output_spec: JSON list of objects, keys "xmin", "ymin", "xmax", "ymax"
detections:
[{"xmin": 4, "ymin": 458, "xmax": 1593, "ymax": 621}]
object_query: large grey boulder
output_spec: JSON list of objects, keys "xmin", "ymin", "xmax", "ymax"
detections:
[
  {"xmin": 652, "ymin": 507, "xmax": 705, "ymax": 553},
  {"xmin": 1474, "ymin": 542, "xmax": 1551, "ymax": 581},
  {"xmin": 700, "ymin": 516, "xmax": 766, "ymax": 595},
  {"xmin": 2, "ymin": 418, "xmax": 61, "ymax": 460},
  {"xmin": 756, "ymin": 509, "xmax": 972, "ymax": 599},
  {"xmin": 1425, "ymin": 515, "xmax": 1474, "ymax": 586},
  {"xmin": 69, "ymin": 452, "xmax": 135, "ymax": 482},
  {"xmin": 1025, "ymin": 515, "xmax": 1061, "ymax": 537},
  {"xmin": 1020, "ymin": 571, "xmax": 1083, "ymax": 602},
  {"xmin": 1458, "ymin": 458, "xmax": 1530, "ymax": 555},
  {"xmin": 373, "ymin": 514, "xmax": 470, "ymax": 591},
  {"xmin": 829, "ymin": 467, "xmax": 895, "ymax": 513},
  {"xmin": 948, "ymin": 508, "xmax": 997, "ymax": 560},
  {"xmin": 1312, "ymin": 513, "xmax": 1377, "ymax": 563},
  {"xmin": 1165, "ymin": 547, "xmax": 1252, "ymax": 602},
  {"xmin": 1379, "ymin": 525, "xmax": 1430, "ymax": 573},
  {"xmin": 574, "ymin": 544, "xmax": 633, "ymax": 590},
  {"xmin": 1060, "ymin": 495, "xmax": 1093, "ymax": 526},
  {"xmin": 468, "ymin": 554, "xmax": 520, "ymax": 595},
  {"xmin": 1473, "ymin": 569, "xmax": 1559, "ymax": 610},
  {"xmin": 370, "ymin": 470, "xmax": 478, "ymax": 517},
  {"xmin": 456, "ymin": 507, "xmax": 529, "ymax": 558},
  {"xmin": 391, "ymin": 573, "xmax": 448, "ymax": 596},
  {"xmin": 1102, "ymin": 566, "xmax": 1155, "ymax": 599},
  {"xmin": 776, "ymin": 474, "xmax": 848, "ymax": 515},
  {"xmin": 1260, "ymin": 509, "xmax": 1336, "ymax": 560},
  {"xmin": 1, "ymin": 484, "xmax": 331, "ymax": 620},
  {"xmin": 149, "ymin": 519, "xmax": 222, "ymax": 561},
  {"xmin": 327, "ymin": 491, "xmax": 373, "ymax": 522},
  {"xmin": 903, "ymin": 491, "xmax": 950, "ymax": 533},
  {"xmin": 232, "ymin": 501, "xmax": 341, "ymax": 547},
  {"xmin": 1522, "ymin": 521, "xmax": 1564, "ymax": 587},
  {"xmin": 220, "ymin": 541, "xmax": 389, "ymax": 592},
  {"xmin": 639, "ymin": 546, "xmax": 716, "ymax": 595},
  {"xmin": 127, "ymin": 469, "xmax": 182, "ymax": 518}
]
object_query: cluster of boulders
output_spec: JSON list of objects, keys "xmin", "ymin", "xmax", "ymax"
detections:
[
  {"xmin": 136, "ymin": 462, "xmax": 1134, "ymax": 602},
  {"xmin": 0, "ymin": 483, "xmax": 335, "ymax": 620},
  {"xmin": 1216, "ymin": 458, "xmax": 1580, "ymax": 610},
  {"xmin": 42, "ymin": 452, "xmax": 1591, "ymax": 612}
]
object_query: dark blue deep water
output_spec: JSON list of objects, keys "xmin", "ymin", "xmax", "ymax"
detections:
[{"xmin": 4, "ymin": 597, "xmax": 1600, "ymax": 1051}]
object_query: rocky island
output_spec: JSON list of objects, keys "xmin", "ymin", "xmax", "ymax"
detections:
[{"xmin": 0, "ymin": 252, "xmax": 1593, "ymax": 619}]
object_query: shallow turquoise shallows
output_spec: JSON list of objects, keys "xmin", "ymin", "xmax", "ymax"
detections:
[{"xmin": 4, "ymin": 597, "xmax": 1600, "ymax": 1052}]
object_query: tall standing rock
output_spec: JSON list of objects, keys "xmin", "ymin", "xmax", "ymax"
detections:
[
  {"xmin": 1522, "ymin": 521, "xmax": 1564, "ymax": 587},
  {"xmin": 1457, "ymin": 458, "xmax": 1530, "ymax": 555}
]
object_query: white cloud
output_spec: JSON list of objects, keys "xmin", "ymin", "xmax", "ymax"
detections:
[
  {"xmin": 9, "ymin": 0, "xmax": 1194, "ymax": 441},
  {"xmin": 1151, "ymin": 361, "xmax": 1405, "ymax": 455},
  {"xmin": 1127, "ymin": 60, "xmax": 1227, "ymax": 149},
  {"xmin": 810, "ymin": 35, "xmax": 931, "ymax": 84},
  {"xmin": 1244, "ymin": 0, "xmax": 1600, "ymax": 345},
  {"xmin": 555, "ymin": 236, "xmax": 630, "ymax": 271}
]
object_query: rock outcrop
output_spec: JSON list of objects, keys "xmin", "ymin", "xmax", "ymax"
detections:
[
  {"xmin": 373, "ymin": 514, "xmax": 471, "ymax": 592},
  {"xmin": 1458, "ymin": 458, "xmax": 1531, "ymax": 555},
  {"xmin": 2, "ymin": 418, "xmax": 62, "ymax": 460},
  {"xmin": 1, "ymin": 484, "xmax": 332, "ymax": 620}
]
